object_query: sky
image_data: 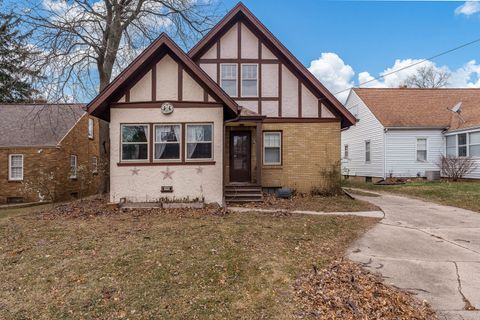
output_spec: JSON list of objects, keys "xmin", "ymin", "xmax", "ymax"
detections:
[{"xmin": 221, "ymin": 0, "xmax": 480, "ymax": 100}]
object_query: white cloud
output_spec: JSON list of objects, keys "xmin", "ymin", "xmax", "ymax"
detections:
[
  {"xmin": 308, "ymin": 53, "xmax": 355, "ymax": 102},
  {"xmin": 455, "ymin": 1, "xmax": 480, "ymax": 16}
]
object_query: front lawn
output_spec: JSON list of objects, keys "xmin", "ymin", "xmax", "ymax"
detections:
[
  {"xmin": 344, "ymin": 180, "xmax": 480, "ymax": 212},
  {"xmin": 0, "ymin": 200, "xmax": 377, "ymax": 319}
]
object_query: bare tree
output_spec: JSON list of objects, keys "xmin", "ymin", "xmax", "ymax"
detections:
[
  {"xmin": 17, "ymin": 0, "xmax": 219, "ymax": 101},
  {"xmin": 404, "ymin": 65, "xmax": 450, "ymax": 88},
  {"xmin": 438, "ymin": 155, "xmax": 476, "ymax": 181}
]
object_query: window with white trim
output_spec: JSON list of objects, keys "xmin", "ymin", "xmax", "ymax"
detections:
[
  {"xmin": 263, "ymin": 132, "xmax": 281, "ymax": 165},
  {"xmin": 365, "ymin": 141, "xmax": 371, "ymax": 163},
  {"xmin": 446, "ymin": 135, "xmax": 456, "ymax": 156},
  {"xmin": 186, "ymin": 124, "xmax": 213, "ymax": 160},
  {"xmin": 241, "ymin": 64, "xmax": 258, "ymax": 97},
  {"xmin": 70, "ymin": 155, "xmax": 77, "ymax": 179},
  {"xmin": 154, "ymin": 124, "xmax": 181, "ymax": 160},
  {"xmin": 416, "ymin": 138, "xmax": 427, "ymax": 162},
  {"xmin": 469, "ymin": 132, "xmax": 480, "ymax": 157},
  {"xmin": 220, "ymin": 64, "xmax": 237, "ymax": 97},
  {"xmin": 88, "ymin": 118, "xmax": 94, "ymax": 139},
  {"xmin": 458, "ymin": 133, "xmax": 467, "ymax": 157},
  {"xmin": 92, "ymin": 156, "xmax": 98, "ymax": 173},
  {"xmin": 344, "ymin": 144, "xmax": 349, "ymax": 159},
  {"xmin": 9, "ymin": 154, "xmax": 23, "ymax": 181},
  {"xmin": 121, "ymin": 124, "xmax": 149, "ymax": 161}
]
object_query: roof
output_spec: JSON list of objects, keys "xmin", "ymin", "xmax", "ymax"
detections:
[
  {"xmin": 87, "ymin": 33, "xmax": 238, "ymax": 121},
  {"xmin": 352, "ymin": 88, "xmax": 480, "ymax": 131},
  {"xmin": 0, "ymin": 104, "xmax": 85, "ymax": 147},
  {"xmin": 188, "ymin": 2, "xmax": 356, "ymax": 128}
]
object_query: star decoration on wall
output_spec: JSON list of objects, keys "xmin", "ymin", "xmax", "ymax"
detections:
[
  {"xmin": 195, "ymin": 166, "xmax": 203, "ymax": 174},
  {"xmin": 161, "ymin": 167, "xmax": 175, "ymax": 180},
  {"xmin": 130, "ymin": 167, "xmax": 140, "ymax": 176}
]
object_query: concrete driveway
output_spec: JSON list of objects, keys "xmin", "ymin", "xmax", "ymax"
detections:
[{"xmin": 347, "ymin": 191, "xmax": 480, "ymax": 320}]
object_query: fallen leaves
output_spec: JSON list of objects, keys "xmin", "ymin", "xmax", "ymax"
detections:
[{"xmin": 294, "ymin": 259, "xmax": 437, "ymax": 320}]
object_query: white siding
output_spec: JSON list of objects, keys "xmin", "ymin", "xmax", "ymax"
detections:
[
  {"xmin": 341, "ymin": 91, "xmax": 385, "ymax": 178},
  {"xmin": 385, "ymin": 129, "xmax": 443, "ymax": 178}
]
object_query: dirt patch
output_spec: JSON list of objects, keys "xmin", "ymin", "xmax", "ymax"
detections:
[{"xmin": 294, "ymin": 259, "xmax": 437, "ymax": 319}]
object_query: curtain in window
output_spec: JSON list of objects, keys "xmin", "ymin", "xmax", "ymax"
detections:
[
  {"xmin": 155, "ymin": 125, "xmax": 180, "ymax": 159},
  {"xmin": 187, "ymin": 125, "xmax": 212, "ymax": 159}
]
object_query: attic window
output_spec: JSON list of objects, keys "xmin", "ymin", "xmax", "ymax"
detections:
[{"xmin": 220, "ymin": 64, "xmax": 237, "ymax": 97}]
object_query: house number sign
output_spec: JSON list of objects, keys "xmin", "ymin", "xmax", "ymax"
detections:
[{"xmin": 161, "ymin": 102, "xmax": 174, "ymax": 114}]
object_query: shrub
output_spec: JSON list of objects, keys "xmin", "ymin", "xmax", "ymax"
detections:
[
  {"xmin": 438, "ymin": 155, "xmax": 476, "ymax": 181},
  {"xmin": 311, "ymin": 162, "xmax": 343, "ymax": 196}
]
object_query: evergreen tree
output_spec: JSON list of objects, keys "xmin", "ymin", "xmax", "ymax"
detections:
[{"xmin": 0, "ymin": 11, "xmax": 41, "ymax": 102}]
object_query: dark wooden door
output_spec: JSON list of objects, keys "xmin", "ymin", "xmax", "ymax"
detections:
[{"xmin": 230, "ymin": 131, "xmax": 251, "ymax": 182}]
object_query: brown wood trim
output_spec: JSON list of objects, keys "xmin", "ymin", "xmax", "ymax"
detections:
[
  {"xmin": 178, "ymin": 64, "xmax": 183, "ymax": 101},
  {"xmin": 181, "ymin": 123, "xmax": 185, "ymax": 162},
  {"xmin": 318, "ymin": 100, "xmax": 322, "ymax": 118},
  {"xmin": 198, "ymin": 58, "xmax": 278, "ymax": 64},
  {"xmin": 263, "ymin": 117, "xmax": 340, "ymax": 123},
  {"xmin": 262, "ymin": 130, "xmax": 283, "ymax": 166},
  {"xmin": 298, "ymin": 80, "xmax": 302, "ymax": 118},
  {"xmin": 234, "ymin": 97, "xmax": 279, "ymax": 101},
  {"xmin": 151, "ymin": 64, "xmax": 156, "ymax": 101},
  {"xmin": 117, "ymin": 161, "xmax": 216, "ymax": 167},
  {"xmin": 203, "ymin": 90, "xmax": 208, "ymax": 102},
  {"xmin": 237, "ymin": 21, "xmax": 241, "ymax": 59},
  {"xmin": 278, "ymin": 63, "xmax": 282, "ymax": 117},
  {"xmin": 111, "ymin": 101, "xmax": 224, "ymax": 108},
  {"xmin": 258, "ymin": 41, "xmax": 263, "ymax": 115},
  {"xmin": 217, "ymin": 39, "xmax": 221, "ymax": 60},
  {"xmin": 125, "ymin": 89, "xmax": 130, "ymax": 103},
  {"xmin": 256, "ymin": 122, "xmax": 262, "ymax": 184},
  {"xmin": 149, "ymin": 123, "xmax": 154, "ymax": 163}
]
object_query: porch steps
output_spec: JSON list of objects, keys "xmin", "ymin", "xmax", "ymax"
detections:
[{"xmin": 225, "ymin": 184, "xmax": 263, "ymax": 203}]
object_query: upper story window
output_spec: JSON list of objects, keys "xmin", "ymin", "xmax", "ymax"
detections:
[
  {"xmin": 220, "ymin": 64, "xmax": 237, "ymax": 97},
  {"xmin": 88, "ymin": 118, "xmax": 94, "ymax": 139},
  {"xmin": 186, "ymin": 124, "xmax": 213, "ymax": 160},
  {"xmin": 121, "ymin": 124, "xmax": 149, "ymax": 161},
  {"xmin": 241, "ymin": 64, "xmax": 258, "ymax": 97},
  {"xmin": 263, "ymin": 132, "xmax": 281, "ymax": 165},
  {"xmin": 416, "ymin": 138, "xmax": 427, "ymax": 162},
  {"xmin": 9, "ymin": 154, "xmax": 23, "ymax": 181},
  {"xmin": 154, "ymin": 124, "xmax": 181, "ymax": 161},
  {"xmin": 365, "ymin": 140, "xmax": 371, "ymax": 163}
]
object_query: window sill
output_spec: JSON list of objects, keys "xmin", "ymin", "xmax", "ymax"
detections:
[
  {"xmin": 117, "ymin": 161, "xmax": 216, "ymax": 166},
  {"xmin": 8, "ymin": 179, "xmax": 23, "ymax": 183},
  {"xmin": 263, "ymin": 165, "xmax": 282, "ymax": 169}
]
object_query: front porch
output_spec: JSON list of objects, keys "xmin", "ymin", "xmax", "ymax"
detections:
[{"xmin": 224, "ymin": 110, "xmax": 264, "ymax": 203}]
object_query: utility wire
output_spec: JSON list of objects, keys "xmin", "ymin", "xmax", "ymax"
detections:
[{"xmin": 330, "ymin": 36, "xmax": 480, "ymax": 97}]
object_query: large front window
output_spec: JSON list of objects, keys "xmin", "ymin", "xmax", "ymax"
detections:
[
  {"xmin": 445, "ymin": 131, "xmax": 480, "ymax": 157},
  {"xmin": 186, "ymin": 124, "xmax": 213, "ymax": 160},
  {"xmin": 470, "ymin": 132, "xmax": 480, "ymax": 157},
  {"xmin": 241, "ymin": 64, "xmax": 258, "ymax": 97},
  {"xmin": 446, "ymin": 135, "xmax": 456, "ymax": 156},
  {"xmin": 263, "ymin": 132, "xmax": 281, "ymax": 165},
  {"xmin": 121, "ymin": 125, "xmax": 149, "ymax": 161},
  {"xmin": 154, "ymin": 124, "xmax": 181, "ymax": 160},
  {"xmin": 220, "ymin": 64, "xmax": 237, "ymax": 97}
]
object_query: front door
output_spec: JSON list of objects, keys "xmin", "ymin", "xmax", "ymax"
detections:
[{"xmin": 230, "ymin": 131, "xmax": 251, "ymax": 182}]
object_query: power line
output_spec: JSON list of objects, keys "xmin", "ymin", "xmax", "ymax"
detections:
[{"xmin": 331, "ymin": 36, "xmax": 480, "ymax": 97}]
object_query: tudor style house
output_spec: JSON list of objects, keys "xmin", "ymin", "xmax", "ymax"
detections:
[
  {"xmin": 341, "ymin": 88, "xmax": 480, "ymax": 181},
  {"xmin": 88, "ymin": 3, "xmax": 355, "ymax": 205},
  {"xmin": 0, "ymin": 104, "xmax": 108, "ymax": 204}
]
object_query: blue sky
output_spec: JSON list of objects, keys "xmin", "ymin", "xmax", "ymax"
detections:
[{"xmin": 221, "ymin": 0, "xmax": 480, "ymax": 99}]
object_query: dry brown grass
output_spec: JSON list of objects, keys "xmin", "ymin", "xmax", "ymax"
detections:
[{"xmin": 0, "ymin": 199, "xmax": 378, "ymax": 319}]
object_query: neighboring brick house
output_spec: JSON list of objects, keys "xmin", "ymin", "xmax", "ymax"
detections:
[
  {"xmin": 0, "ymin": 104, "xmax": 108, "ymax": 204},
  {"xmin": 88, "ymin": 3, "xmax": 355, "ymax": 205}
]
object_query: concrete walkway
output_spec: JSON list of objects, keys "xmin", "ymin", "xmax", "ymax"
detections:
[
  {"xmin": 227, "ymin": 206, "xmax": 384, "ymax": 218},
  {"xmin": 347, "ymin": 190, "xmax": 480, "ymax": 320}
]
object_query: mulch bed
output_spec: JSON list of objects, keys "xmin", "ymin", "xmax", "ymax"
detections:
[{"xmin": 294, "ymin": 259, "xmax": 437, "ymax": 319}]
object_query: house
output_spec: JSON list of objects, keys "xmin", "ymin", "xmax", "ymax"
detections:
[
  {"xmin": 341, "ymin": 88, "xmax": 480, "ymax": 181},
  {"xmin": 0, "ymin": 104, "xmax": 108, "ymax": 204},
  {"xmin": 88, "ymin": 3, "xmax": 355, "ymax": 205}
]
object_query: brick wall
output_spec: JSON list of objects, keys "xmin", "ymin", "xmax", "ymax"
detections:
[
  {"xmin": 261, "ymin": 121, "xmax": 341, "ymax": 193},
  {"xmin": 0, "ymin": 115, "xmax": 108, "ymax": 204}
]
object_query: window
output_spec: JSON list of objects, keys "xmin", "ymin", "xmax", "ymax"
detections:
[
  {"xmin": 263, "ymin": 132, "xmax": 281, "ymax": 165},
  {"xmin": 220, "ymin": 64, "xmax": 237, "ymax": 97},
  {"xmin": 9, "ymin": 154, "xmax": 23, "ymax": 181},
  {"xmin": 241, "ymin": 64, "xmax": 258, "ymax": 97},
  {"xmin": 92, "ymin": 157, "xmax": 98, "ymax": 173},
  {"xmin": 154, "ymin": 124, "xmax": 181, "ymax": 160},
  {"xmin": 70, "ymin": 155, "xmax": 77, "ymax": 179},
  {"xmin": 458, "ymin": 133, "xmax": 467, "ymax": 157},
  {"xmin": 88, "ymin": 118, "xmax": 94, "ymax": 139},
  {"xmin": 365, "ymin": 141, "xmax": 371, "ymax": 163},
  {"xmin": 186, "ymin": 124, "xmax": 213, "ymax": 160},
  {"xmin": 121, "ymin": 125, "xmax": 149, "ymax": 161},
  {"xmin": 446, "ymin": 135, "xmax": 456, "ymax": 156},
  {"xmin": 416, "ymin": 138, "xmax": 427, "ymax": 162},
  {"xmin": 344, "ymin": 144, "xmax": 349, "ymax": 159},
  {"xmin": 469, "ymin": 132, "xmax": 480, "ymax": 157}
]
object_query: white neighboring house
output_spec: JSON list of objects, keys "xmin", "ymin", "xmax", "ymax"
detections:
[{"xmin": 341, "ymin": 88, "xmax": 480, "ymax": 181}]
